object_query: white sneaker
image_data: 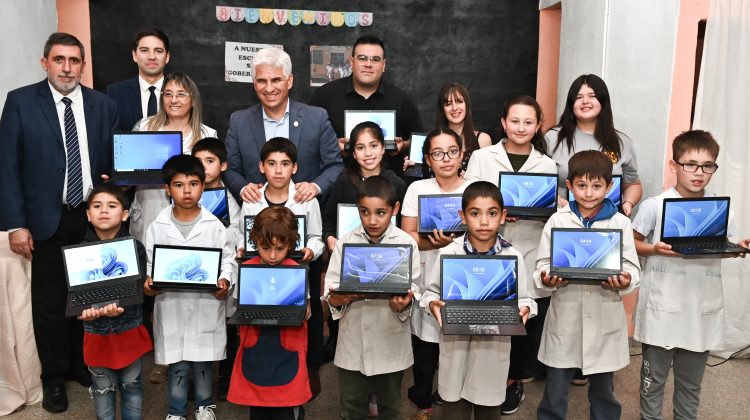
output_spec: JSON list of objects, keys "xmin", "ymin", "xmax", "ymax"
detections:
[
  {"xmin": 165, "ymin": 415, "xmax": 186, "ymax": 420},
  {"xmin": 195, "ymin": 405, "xmax": 217, "ymax": 420}
]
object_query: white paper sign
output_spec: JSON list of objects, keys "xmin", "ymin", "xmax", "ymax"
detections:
[{"xmin": 224, "ymin": 42, "xmax": 283, "ymax": 83}]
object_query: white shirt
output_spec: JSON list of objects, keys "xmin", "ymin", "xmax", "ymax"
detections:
[
  {"xmin": 138, "ymin": 75, "xmax": 164, "ymax": 118},
  {"xmin": 49, "ymin": 83, "xmax": 93, "ymax": 204}
]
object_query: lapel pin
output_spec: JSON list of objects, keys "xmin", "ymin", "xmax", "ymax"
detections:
[{"xmin": 294, "ymin": 121, "xmax": 299, "ymax": 127}]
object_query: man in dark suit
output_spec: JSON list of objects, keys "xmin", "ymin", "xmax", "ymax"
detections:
[
  {"xmin": 106, "ymin": 28, "xmax": 170, "ymax": 131},
  {"xmin": 0, "ymin": 32, "xmax": 119, "ymax": 413}
]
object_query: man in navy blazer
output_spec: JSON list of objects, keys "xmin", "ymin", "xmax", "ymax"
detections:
[
  {"xmin": 106, "ymin": 28, "xmax": 170, "ymax": 131},
  {"xmin": 0, "ymin": 33, "xmax": 118, "ymax": 413}
]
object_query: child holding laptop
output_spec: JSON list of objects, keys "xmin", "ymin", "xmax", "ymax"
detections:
[
  {"xmin": 77, "ymin": 184, "xmax": 152, "ymax": 420},
  {"xmin": 631, "ymin": 130, "xmax": 749, "ymax": 419},
  {"xmin": 322, "ymin": 176, "xmax": 419, "ymax": 419},
  {"xmin": 421, "ymin": 181, "xmax": 536, "ymax": 419},
  {"xmin": 534, "ymin": 150, "xmax": 640, "ymax": 419},
  {"xmin": 228, "ymin": 206, "xmax": 311, "ymax": 419},
  {"xmin": 142, "ymin": 155, "xmax": 236, "ymax": 420}
]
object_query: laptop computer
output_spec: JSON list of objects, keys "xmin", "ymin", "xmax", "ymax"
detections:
[
  {"xmin": 344, "ymin": 110, "xmax": 397, "ymax": 151},
  {"xmin": 200, "ymin": 187, "xmax": 230, "ymax": 225},
  {"xmin": 404, "ymin": 132, "xmax": 428, "ymax": 178},
  {"xmin": 109, "ymin": 131, "xmax": 183, "ymax": 186},
  {"xmin": 332, "ymin": 244, "xmax": 412, "ymax": 297},
  {"xmin": 660, "ymin": 197, "xmax": 750, "ymax": 258},
  {"xmin": 243, "ymin": 215, "xmax": 307, "ymax": 258},
  {"xmin": 417, "ymin": 193, "xmax": 466, "ymax": 235},
  {"xmin": 499, "ymin": 172, "xmax": 558, "ymax": 218},
  {"xmin": 62, "ymin": 236, "xmax": 143, "ymax": 317},
  {"xmin": 567, "ymin": 174, "xmax": 622, "ymax": 208},
  {"xmin": 336, "ymin": 203, "xmax": 396, "ymax": 238},
  {"xmin": 440, "ymin": 255, "xmax": 526, "ymax": 336},
  {"xmin": 150, "ymin": 245, "xmax": 222, "ymax": 291},
  {"xmin": 548, "ymin": 228, "xmax": 623, "ymax": 282},
  {"xmin": 228, "ymin": 265, "xmax": 308, "ymax": 326}
]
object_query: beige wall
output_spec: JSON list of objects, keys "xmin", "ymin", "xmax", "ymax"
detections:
[{"xmin": 56, "ymin": 0, "xmax": 93, "ymax": 88}]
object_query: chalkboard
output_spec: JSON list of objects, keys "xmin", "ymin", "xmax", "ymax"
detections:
[{"xmin": 91, "ymin": 0, "xmax": 539, "ymax": 139}]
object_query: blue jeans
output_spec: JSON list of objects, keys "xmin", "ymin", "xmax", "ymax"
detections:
[
  {"xmin": 88, "ymin": 357, "xmax": 143, "ymax": 420},
  {"xmin": 168, "ymin": 361, "xmax": 214, "ymax": 417}
]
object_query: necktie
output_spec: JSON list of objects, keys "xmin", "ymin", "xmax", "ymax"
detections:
[
  {"xmin": 61, "ymin": 97, "xmax": 83, "ymax": 208},
  {"xmin": 147, "ymin": 85, "xmax": 157, "ymax": 116}
]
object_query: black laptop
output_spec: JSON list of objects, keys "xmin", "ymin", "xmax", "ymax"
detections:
[
  {"xmin": 228, "ymin": 265, "xmax": 308, "ymax": 326},
  {"xmin": 660, "ymin": 197, "xmax": 750, "ymax": 258},
  {"xmin": 548, "ymin": 228, "xmax": 623, "ymax": 282},
  {"xmin": 62, "ymin": 236, "xmax": 143, "ymax": 317},
  {"xmin": 332, "ymin": 243, "xmax": 412, "ymax": 298},
  {"xmin": 343, "ymin": 110, "xmax": 397, "ymax": 151},
  {"xmin": 200, "ymin": 187, "xmax": 230, "ymax": 225},
  {"xmin": 109, "ymin": 131, "xmax": 183, "ymax": 186},
  {"xmin": 498, "ymin": 172, "xmax": 558, "ymax": 218},
  {"xmin": 417, "ymin": 193, "xmax": 466, "ymax": 235},
  {"xmin": 404, "ymin": 132, "xmax": 428, "ymax": 178},
  {"xmin": 150, "ymin": 245, "xmax": 222, "ymax": 292},
  {"xmin": 440, "ymin": 255, "xmax": 526, "ymax": 336},
  {"xmin": 243, "ymin": 215, "xmax": 307, "ymax": 259}
]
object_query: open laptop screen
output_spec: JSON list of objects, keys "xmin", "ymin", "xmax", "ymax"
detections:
[
  {"xmin": 245, "ymin": 215, "xmax": 306, "ymax": 252},
  {"xmin": 662, "ymin": 198, "xmax": 729, "ymax": 239},
  {"xmin": 418, "ymin": 194, "xmax": 464, "ymax": 232},
  {"xmin": 341, "ymin": 244, "xmax": 411, "ymax": 285},
  {"xmin": 64, "ymin": 238, "xmax": 140, "ymax": 287},
  {"xmin": 337, "ymin": 204, "xmax": 396, "ymax": 238},
  {"xmin": 200, "ymin": 188, "xmax": 229, "ymax": 222},
  {"xmin": 551, "ymin": 230, "xmax": 621, "ymax": 270},
  {"xmin": 499, "ymin": 173, "xmax": 557, "ymax": 209},
  {"xmin": 113, "ymin": 132, "xmax": 182, "ymax": 172},
  {"xmin": 238, "ymin": 266, "xmax": 306, "ymax": 306},
  {"xmin": 344, "ymin": 110, "xmax": 396, "ymax": 140},
  {"xmin": 409, "ymin": 133, "xmax": 428, "ymax": 164},
  {"xmin": 151, "ymin": 246, "xmax": 221, "ymax": 285},
  {"xmin": 441, "ymin": 256, "xmax": 517, "ymax": 301}
]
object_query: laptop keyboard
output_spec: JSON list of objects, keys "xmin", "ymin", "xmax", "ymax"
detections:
[
  {"xmin": 71, "ymin": 282, "xmax": 139, "ymax": 307},
  {"xmin": 444, "ymin": 306, "xmax": 518, "ymax": 325},
  {"xmin": 234, "ymin": 310, "xmax": 302, "ymax": 321},
  {"xmin": 673, "ymin": 241, "xmax": 730, "ymax": 250}
]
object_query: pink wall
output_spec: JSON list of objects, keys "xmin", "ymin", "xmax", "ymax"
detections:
[
  {"xmin": 536, "ymin": 6, "xmax": 562, "ymax": 132},
  {"xmin": 56, "ymin": 0, "xmax": 93, "ymax": 88}
]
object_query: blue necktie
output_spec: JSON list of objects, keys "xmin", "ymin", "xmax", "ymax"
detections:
[
  {"xmin": 147, "ymin": 86, "xmax": 157, "ymax": 117},
  {"xmin": 62, "ymin": 97, "xmax": 83, "ymax": 207}
]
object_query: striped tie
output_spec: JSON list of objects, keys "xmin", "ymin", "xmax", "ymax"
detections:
[{"xmin": 61, "ymin": 97, "xmax": 83, "ymax": 208}]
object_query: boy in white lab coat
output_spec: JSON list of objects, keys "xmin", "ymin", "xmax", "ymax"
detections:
[
  {"xmin": 535, "ymin": 150, "xmax": 640, "ymax": 420},
  {"xmin": 143, "ymin": 155, "xmax": 236, "ymax": 420}
]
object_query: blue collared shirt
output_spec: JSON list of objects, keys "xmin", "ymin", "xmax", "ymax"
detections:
[{"xmin": 262, "ymin": 100, "xmax": 290, "ymax": 140}]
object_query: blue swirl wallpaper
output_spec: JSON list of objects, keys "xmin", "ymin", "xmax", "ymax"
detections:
[
  {"xmin": 344, "ymin": 111, "xmax": 396, "ymax": 140},
  {"xmin": 662, "ymin": 199, "xmax": 728, "ymax": 239},
  {"xmin": 442, "ymin": 258, "xmax": 517, "ymax": 301},
  {"xmin": 239, "ymin": 267, "xmax": 306, "ymax": 306},
  {"xmin": 112, "ymin": 132, "xmax": 182, "ymax": 171},
  {"xmin": 568, "ymin": 175, "xmax": 622, "ymax": 206},
  {"xmin": 342, "ymin": 246, "xmax": 411, "ymax": 284},
  {"xmin": 65, "ymin": 239, "xmax": 139, "ymax": 286},
  {"xmin": 419, "ymin": 195, "xmax": 464, "ymax": 232},
  {"xmin": 551, "ymin": 230, "xmax": 621, "ymax": 270},
  {"xmin": 500, "ymin": 174, "xmax": 556, "ymax": 208},
  {"xmin": 200, "ymin": 188, "xmax": 229, "ymax": 220},
  {"xmin": 153, "ymin": 248, "xmax": 220, "ymax": 284},
  {"xmin": 337, "ymin": 205, "xmax": 396, "ymax": 238},
  {"xmin": 245, "ymin": 216, "xmax": 305, "ymax": 251}
]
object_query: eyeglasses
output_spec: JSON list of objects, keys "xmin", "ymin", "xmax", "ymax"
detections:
[
  {"xmin": 674, "ymin": 161, "xmax": 719, "ymax": 174},
  {"xmin": 355, "ymin": 55, "xmax": 384, "ymax": 64},
  {"xmin": 162, "ymin": 92, "xmax": 190, "ymax": 100},
  {"xmin": 429, "ymin": 148, "xmax": 461, "ymax": 161}
]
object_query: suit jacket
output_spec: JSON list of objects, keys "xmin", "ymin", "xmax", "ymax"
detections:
[
  {"xmin": 0, "ymin": 80, "xmax": 119, "ymax": 240},
  {"xmin": 106, "ymin": 76, "xmax": 146, "ymax": 131},
  {"xmin": 224, "ymin": 100, "xmax": 343, "ymax": 200}
]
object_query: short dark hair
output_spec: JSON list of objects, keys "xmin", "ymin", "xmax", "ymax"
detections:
[
  {"xmin": 44, "ymin": 32, "xmax": 85, "ymax": 60},
  {"xmin": 250, "ymin": 207, "xmax": 300, "ymax": 250},
  {"xmin": 353, "ymin": 34, "xmax": 385, "ymax": 57},
  {"xmin": 672, "ymin": 129, "xmax": 720, "ymax": 161},
  {"xmin": 192, "ymin": 137, "xmax": 227, "ymax": 162},
  {"xmin": 356, "ymin": 175, "xmax": 398, "ymax": 207},
  {"xmin": 162, "ymin": 155, "xmax": 206, "ymax": 184},
  {"xmin": 87, "ymin": 183, "xmax": 131, "ymax": 210},
  {"xmin": 133, "ymin": 27, "xmax": 170, "ymax": 52},
  {"xmin": 567, "ymin": 150, "xmax": 613, "ymax": 184},
  {"xmin": 461, "ymin": 181, "xmax": 503, "ymax": 211},
  {"xmin": 260, "ymin": 137, "xmax": 297, "ymax": 163}
]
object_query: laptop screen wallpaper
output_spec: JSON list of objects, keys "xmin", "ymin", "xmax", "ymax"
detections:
[
  {"xmin": 419, "ymin": 195, "xmax": 464, "ymax": 232},
  {"xmin": 662, "ymin": 199, "xmax": 728, "ymax": 239},
  {"xmin": 442, "ymin": 258, "xmax": 516, "ymax": 301},
  {"xmin": 500, "ymin": 174, "xmax": 556, "ymax": 208},
  {"xmin": 568, "ymin": 175, "xmax": 622, "ymax": 206},
  {"xmin": 152, "ymin": 248, "xmax": 219, "ymax": 284},
  {"xmin": 239, "ymin": 267, "xmax": 306, "ymax": 306},
  {"xmin": 113, "ymin": 132, "xmax": 181, "ymax": 171},
  {"xmin": 65, "ymin": 239, "xmax": 139, "ymax": 287},
  {"xmin": 200, "ymin": 189, "xmax": 229, "ymax": 221},
  {"xmin": 345, "ymin": 111, "xmax": 396, "ymax": 140},
  {"xmin": 342, "ymin": 246, "xmax": 411, "ymax": 284},
  {"xmin": 552, "ymin": 230, "xmax": 621, "ymax": 270}
]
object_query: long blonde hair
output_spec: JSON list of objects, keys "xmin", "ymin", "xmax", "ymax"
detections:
[{"xmin": 146, "ymin": 72, "xmax": 208, "ymax": 148}]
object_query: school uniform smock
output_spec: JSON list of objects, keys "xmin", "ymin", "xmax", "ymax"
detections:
[
  {"xmin": 420, "ymin": 236, "xmax": 537, "ymax": 406},
  {"xmin": 464, "ymin": 140, "xmax": 558, "ymax": 299},
  {"xmin": 145, "ymin": 205, "xmax": 237, "ymax": 365},
  {"xmin": 533, "ymin": 203, "xmax": 640, "ymax": 375},
  {"xmin": 632, "ymin": 188, "xmax": 730, "ymax": 352},
  {"xmin": 401, "ymin": 178, "xmax": 473, "ymax": 343},
  {"xmin": 321, "ymin": 224, "xmax": 420, "ymax": 376}
]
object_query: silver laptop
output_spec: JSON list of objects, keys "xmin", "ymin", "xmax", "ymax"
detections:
[
  {"xmin": 344, "ymin": 110, "xmax": 397, "ymax": 151},
  {"xmin": 150, "ymin": 245, "xmax": 222, "ymax": 292},
  {"xmin": 228, "ymin": 265, "xmax": 308, "ymax": 326},
  {"xmin": 548, "ymin": 228, "xmax": 622, "ymax": 282},
  {"xmin": 333, "ymin": 244, "xmax": 412, "ymax": 298},
  {"xmin": 109, "ymin": 131, "xmax": 183, "ymax": 186}
]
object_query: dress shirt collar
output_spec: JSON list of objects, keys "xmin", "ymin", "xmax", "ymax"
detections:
[
  {"xmin": 261, "ymin": 100, "xmax": 291, "ymax": 123},
  {"xmin": 138, "ymin": 75, "xmax": 164, "ymax": 93}
]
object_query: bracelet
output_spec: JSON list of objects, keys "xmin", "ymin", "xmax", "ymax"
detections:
[{"xmin": 623, "ymin": 200, "xmax": 634, "ymax": 207}]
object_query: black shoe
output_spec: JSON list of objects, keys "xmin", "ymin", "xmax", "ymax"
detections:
[
  {"xmin": 65, "ymin": 365, "xmax": 93, "ymax": 387},
  {"xmin": 431, "ymin": 390, "xmax": 443, "ymax": 406},
  {"xmin": 42, "ymin": 383, "xmax": 68, "ymax": 413},
  {"xmin": 500, "ymin": 381, "xmax": 525, "ymax": 415}
]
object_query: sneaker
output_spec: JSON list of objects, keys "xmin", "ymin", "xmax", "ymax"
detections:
[
  {"xmin": 410, "ymin": 408, "xmax": 433, "ymax": 419},
  {"xmin": 571, "ymin": 370, "xmax": 589, "ymax": 386},
  {"xmin": 195, "ymin": 405, "xmax": 217, "ymax": 420},
  {"xmin": 165, "ymin": 415, "xmax": 186, "ymax": 420},
  {"xmin": 431, "ymin": 391, "xmax": 443, "ymax": 406},
  {"xmin": 500, "ymin": 381, "xmax": 525, "ymax": 415},
  {"xmin": 150, "ymin": 365, "xmax": 169, "ymax": 384},
  {"xmin": 368, "ymin": 392, "xmax": 379, "ymax": 418}
]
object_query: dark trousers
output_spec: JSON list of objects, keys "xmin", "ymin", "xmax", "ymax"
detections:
[
  {"xmin": 537, "ymin": 367, "xmax": 620, "ymax": 420},
  {"xmin": 31, "ymin": 206, "xmax": 88, "ymax": 384},
  {"xmin": 408, "ymin": 335, "xmax": 439, "ymax": 409},
  {"xmin": 509, "ymin": 296, "xmax": 550, "ymax": 379},
  {"xmin": 441, "ymin": 399, "xmax": 501, "ymax": 420},
  {"xmin": 339, "ymin": 368, "xmax": 404, "ymax": 420},
  {"xmin": 307, "ymin": 258, "xmax": 324, "ymax": 370},
  {"xmin": 248, "ymin": 406, "xmax": 298, "ymax": 419}
]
